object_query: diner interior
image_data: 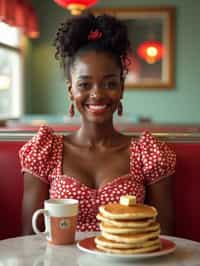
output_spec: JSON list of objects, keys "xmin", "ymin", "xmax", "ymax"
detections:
[{"xmin": 0, "ymin": 0, "xmax": 200, "ymax": 263}]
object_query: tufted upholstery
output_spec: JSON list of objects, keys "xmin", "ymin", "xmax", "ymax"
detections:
[{"xmin": 0, "ymin": 136, "xmax": 200, "ymax": 241}]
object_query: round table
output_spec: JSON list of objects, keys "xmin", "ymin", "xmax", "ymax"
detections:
[{"xmin": 0, "ymin": 232, "xmax": 199, "ymax": 266}]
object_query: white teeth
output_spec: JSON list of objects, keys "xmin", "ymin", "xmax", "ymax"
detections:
[{"xmin": 88, "ymin": 105, "xmax": 107, "ymax": 110}]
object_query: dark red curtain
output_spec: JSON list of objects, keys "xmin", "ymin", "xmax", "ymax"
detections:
[{"xmin": 0, "ymin": 0, "xmax": 39, "ymax": 38}]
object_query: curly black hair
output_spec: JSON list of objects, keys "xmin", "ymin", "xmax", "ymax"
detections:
[{"xmin": 54, "ymin": 12, "xmax": 131, "ymax": 79}]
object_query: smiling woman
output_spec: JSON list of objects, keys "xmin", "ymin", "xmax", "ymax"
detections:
[{"xmin": 19, "ymin": 13, "xmax": 176, "ymax": 236}]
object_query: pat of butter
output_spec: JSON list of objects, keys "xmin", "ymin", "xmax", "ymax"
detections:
[{"xmin": 120, "ymin": 195, "xmax": 136, "ymax": 206}]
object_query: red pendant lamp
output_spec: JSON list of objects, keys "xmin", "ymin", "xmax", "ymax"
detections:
[
  {"xmin": 24, "ymin": 3, "xmax": 39, "ymax": 38},
  {"xmin": 54, "ymin": 0, "xmax": 98, "ymax": 15},
  {"xmin": 137, "ymin": 41, "xmax": 164, "ymax": 64}
]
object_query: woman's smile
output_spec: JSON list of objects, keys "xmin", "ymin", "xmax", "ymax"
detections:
[{"xmin": 85, "ymin": 103, "xmax": 111, "ymax": 115}]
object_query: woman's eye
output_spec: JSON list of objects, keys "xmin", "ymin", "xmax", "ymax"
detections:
[
  {"xmin": 104, "ymin": 81, "xmax": 118, "ymax": 89},
  {"xmin": 78, "ymin": 82, "xmax": 90, "ymax": 89}
]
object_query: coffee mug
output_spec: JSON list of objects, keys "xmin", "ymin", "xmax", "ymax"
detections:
[{"xmin": 32, "ymin": 199, "xmax": 78, "ymax": 245}]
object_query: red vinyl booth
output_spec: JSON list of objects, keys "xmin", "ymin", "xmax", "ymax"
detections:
[
  {"xmin": 0, "ymin": 141, "xmax": 24, "ymax": 239},
  {"xmin": 170, "ymin": 142, "xmax": 200, "ymax": 241},
  {"xmin": 0, "ymin": 134, "xmax": 200, "ymax": 241}
]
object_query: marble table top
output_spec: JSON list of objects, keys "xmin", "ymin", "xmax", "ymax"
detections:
[{"xmin": 0, "ymin": 232, "xmax": 199, "ymax": 266}]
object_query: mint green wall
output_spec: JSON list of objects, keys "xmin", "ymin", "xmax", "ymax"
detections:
[{"xmin": 26, "ymin": 0, "xmax": 200, "ymax": 123}]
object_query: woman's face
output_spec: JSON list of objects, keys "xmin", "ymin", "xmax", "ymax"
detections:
[{"xmin": 68, "ymin": 51, "xmax": 123, "ymax": 124}]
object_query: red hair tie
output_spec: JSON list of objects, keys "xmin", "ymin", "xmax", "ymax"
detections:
[{"xmin": 88, "ymin": 29, "xmax": 102, "ymax": 41}]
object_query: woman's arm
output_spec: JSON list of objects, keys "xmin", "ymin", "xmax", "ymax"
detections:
[
  {"xmin": 145, "ymin": 175, "xmax": 174, "ymax": 236},
  {"xmin": 22, "ymin": 172, "xmax": 49, "ymax": 235}
]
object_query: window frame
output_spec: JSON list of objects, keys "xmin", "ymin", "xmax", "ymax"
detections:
[{"xmin": 0, "ymin": 23, "xmax": 24, "ymax": 119}]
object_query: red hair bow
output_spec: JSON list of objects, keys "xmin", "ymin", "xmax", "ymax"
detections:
[{"xmin": 88, "ymin": 29, "xmax": 102, "ymax": 41}]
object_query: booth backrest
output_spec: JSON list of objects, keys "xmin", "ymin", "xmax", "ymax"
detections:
[
  {"xmin": 170, "ymin": 142, "xmax": 200, "ymax": 242},
  {"xmin": 0, "ymin": 134, "xmax": 200, "ymax": 241},
  {"xmin": 0, "ymin": 141, "xmax": 25, "ymax": 239}
]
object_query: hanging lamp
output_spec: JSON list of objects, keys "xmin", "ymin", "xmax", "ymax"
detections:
[
  {"xmin": 137, "ymin": 41, "xmax": 164, "ymax": 64},
  {"xmin": 25, "ymin": 3, "xmax": 39, "ymax": 38},
  {"xmin": 53, "ymin": 0, "xmax": 98, "ymax": 15}
]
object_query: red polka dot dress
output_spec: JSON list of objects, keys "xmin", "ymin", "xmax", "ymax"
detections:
[{"xmin": 19, "ymin": 126, "xmax": 176, "ymax": 232}]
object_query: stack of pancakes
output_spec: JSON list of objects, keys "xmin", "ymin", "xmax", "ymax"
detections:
[{"xmin": 95, "ymin": 195, "xmax": 161, "ymax": 254}]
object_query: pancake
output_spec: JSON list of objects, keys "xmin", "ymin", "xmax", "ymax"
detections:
[
  {"xmin": 99, "ymin": 203, "xmax": 157, "ymax": 220},
  {"xmin": 96, "ymin": 243, "xmax": 161, "ymax": 254},
  {"xmin": 95, "ymin": 235, "xmax": 160, "ymax": 249},
  {"xmin": 100, "ymin": 222, "xmax": 160, "ymax": 234},
  {"xmin": 97, "ymin": 213, "xmax": 155, "ymax": 228},
  {"xmin": 102, "ymin": 229, "xmax": 160, "ymax": 244},
  {"xmin": 95, "ymin": 195, "xmax": 161, "ymax": 255}
]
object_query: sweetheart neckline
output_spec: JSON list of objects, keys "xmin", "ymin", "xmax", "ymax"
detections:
[
  {"xmin": 54, "ymin": 173, "xmax": 132, "ymax": 191},
  {"xmin": 58, "ymin": 135, "xmax": 136, "ymax": 191}
]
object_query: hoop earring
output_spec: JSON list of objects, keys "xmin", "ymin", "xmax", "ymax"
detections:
[
  {"xmin": 117, "ymin": 101, "xmax": 123, "ymax": 116},
  {"xmin": 69, "ymin": 101, "xmax": 75, "ymax": 117}
]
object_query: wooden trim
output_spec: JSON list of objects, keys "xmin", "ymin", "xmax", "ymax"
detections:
[
  {"xmin": 0, "ymin": 43, "xmax": 21, "ymax": 53},
  {"xmin": 92, "ymin": 6, "xmax": 176, "ymax": 14},
  {"xmin": 1, "ymin": 131, "xmax": 200, "ymax": 142}
]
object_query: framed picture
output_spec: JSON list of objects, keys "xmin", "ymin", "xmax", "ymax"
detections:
[{"xmin": 92, "ymin": 7, "xmax": 176, "ymax": 89}]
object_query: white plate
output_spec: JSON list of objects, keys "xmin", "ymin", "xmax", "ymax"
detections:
[{"xmin": 77, "ymin": 236, "xmax": 176, "ymax": 261}]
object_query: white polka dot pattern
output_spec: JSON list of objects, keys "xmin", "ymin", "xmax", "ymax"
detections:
[{"xmin": 19, "ymin": 126, "xmax": 176, "ymax": 232}]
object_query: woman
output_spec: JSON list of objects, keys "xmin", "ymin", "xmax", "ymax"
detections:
[{"xmin": 20, "ymin": 13, "xmax": 176, "ymax": 235}]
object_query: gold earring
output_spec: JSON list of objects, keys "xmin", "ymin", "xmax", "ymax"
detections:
[
  {"xmin": 69, "ymin": 101, "xmax": 75, "ymax": 117},
  {"xmin": 117, "ymin": 101, "xmax": 123, "ymax": 116}
]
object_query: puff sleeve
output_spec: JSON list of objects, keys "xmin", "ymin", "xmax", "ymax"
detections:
[
  {"xmin": 19, "ymin": 125, "xmax": 62, "ymax": 184},
  {"xmin": 138, "ymin": 132, "xmax": 176, "ymax": 185}
]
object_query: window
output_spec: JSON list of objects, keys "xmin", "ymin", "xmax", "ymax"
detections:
[{"xmin": 0, "ymin": 22, "xmax": 23, "ymax": 118}]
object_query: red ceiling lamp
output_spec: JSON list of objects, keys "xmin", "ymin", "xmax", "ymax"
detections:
[
  {"xmin": 137, "ymin": 41, "xmax": 165, "ymax": 64},
  {"xmin": 54, "ymin": 0, "xmax": 98, "ymax": 15},
  {"xmin": 24, "ymin": 3, "xmax": 39, "ymax": 38}
]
